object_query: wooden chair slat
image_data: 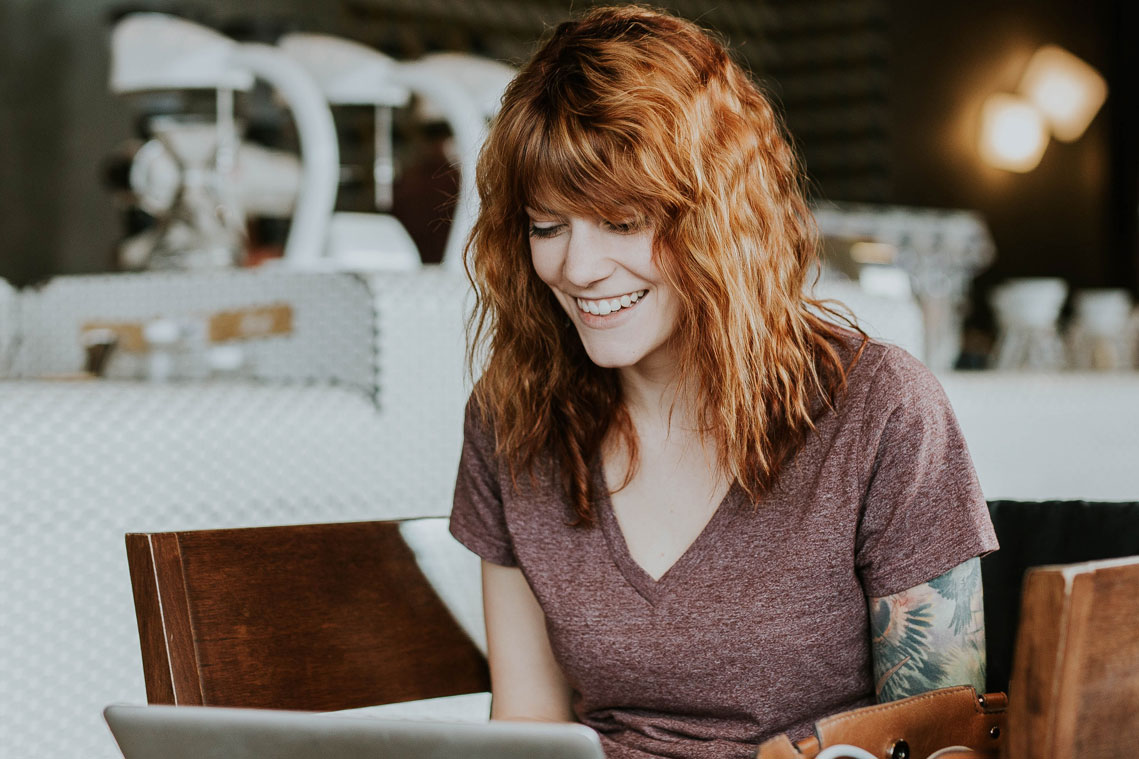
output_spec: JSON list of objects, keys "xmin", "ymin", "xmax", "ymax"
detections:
[{"xmin": 125, "ymin": 520, "xmax": 488, "ymax": 712}]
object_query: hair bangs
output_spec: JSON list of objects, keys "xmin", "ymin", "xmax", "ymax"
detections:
[{"xmin": 512, "ymin": 108, "xmax": 670, "ymax": 225}]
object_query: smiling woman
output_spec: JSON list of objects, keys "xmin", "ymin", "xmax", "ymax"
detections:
[
  {"xmin": 450, "ymin": 7, "xmax": 998, "ymax": 759},
  {"xmin": 525, "ymin": 211, "xmax": 680, "ymax": 373}
]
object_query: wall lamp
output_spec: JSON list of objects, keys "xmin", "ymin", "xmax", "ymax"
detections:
[{"xmin": 978, "ymin": 45, "xmax": 1107, "ymax": 172}]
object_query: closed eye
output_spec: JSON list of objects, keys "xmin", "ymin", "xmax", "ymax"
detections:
[
  {"xmin": 602, "ymin": 219, "xmax": 644, "ymax": 235},
  {"xmin": 528, "ymin": 223, "xmax": 564, "ymax": 239}
]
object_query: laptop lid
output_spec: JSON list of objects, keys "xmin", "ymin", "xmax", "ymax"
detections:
[{"xmin": 104, "ymin": 704, "xmax": 605, "ymax": 759}]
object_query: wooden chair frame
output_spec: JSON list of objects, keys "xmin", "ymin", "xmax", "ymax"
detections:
[{"xmin": 126, "ymin": 519, "xmax": 489, "ymax": 711}]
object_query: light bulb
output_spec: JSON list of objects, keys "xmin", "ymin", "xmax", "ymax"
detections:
[
  {"xmin": 978, "ymin": 93, "xmax": 1048, "ymax": 172},
  {"xmin": 1019, "ymin": 45, "xmax": 1107, "ymax": 142}
]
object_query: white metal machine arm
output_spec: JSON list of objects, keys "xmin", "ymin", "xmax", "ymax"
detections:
[
  {"xmin": 227, "ymin": 44, "xmax": 339, "ymax": 268},
  {"xmin": 391, "ymin": 62, "xmax": 488, "ymax": 272}
]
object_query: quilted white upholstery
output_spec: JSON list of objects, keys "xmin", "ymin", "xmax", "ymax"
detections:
[{"xmin": 13, "ymin": 269, "xmax": 379, "ymax": 392}]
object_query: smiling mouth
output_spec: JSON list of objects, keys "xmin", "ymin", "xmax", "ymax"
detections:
[{"xmin": 575, "ymin": 289, "xmax": 648, "ymax": 316}]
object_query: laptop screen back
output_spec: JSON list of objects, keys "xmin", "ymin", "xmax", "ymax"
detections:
[{"xmin": 104, "ymin": 704, "xmax": 605, "ymax": 759}]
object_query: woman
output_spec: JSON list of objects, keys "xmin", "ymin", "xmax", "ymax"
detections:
[{"xmin": 450, "ymin": 7, "xmax": 997, "ymax": 758}]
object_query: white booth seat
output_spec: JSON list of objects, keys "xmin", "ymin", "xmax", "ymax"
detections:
[{"xmin": 0, "ymin": 379, "xmax": 479, "ymax": 759}]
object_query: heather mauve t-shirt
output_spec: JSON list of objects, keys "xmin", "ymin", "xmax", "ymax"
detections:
[{"xmin": 449, "ymin": 341, "xmax": 998, "ymax": 759}]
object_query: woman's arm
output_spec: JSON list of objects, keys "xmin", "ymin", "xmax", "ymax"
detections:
[
  {"xmin": 868, "ymin": 557, "xmax": 986, "ymax": 703},
  {"xmin": 482, "ymin": 560, "xmax": 575, "ymax": 721}
]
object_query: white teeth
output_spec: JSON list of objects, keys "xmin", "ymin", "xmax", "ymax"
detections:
[{"xmin": 576, "ymin": 289, "xmax": 647, "ymax": 315}]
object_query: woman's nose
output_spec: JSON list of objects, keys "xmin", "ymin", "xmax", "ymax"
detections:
[{"xmin": 562, "ymin": 221, "xmax": 614, "ymax": 288}]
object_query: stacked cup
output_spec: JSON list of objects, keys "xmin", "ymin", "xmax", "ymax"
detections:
[
  {"xmin": 989, "ymin": 277, "xmax": 1069, "ymax": 370},
  {"xmin": 1068, "ymin": 289, "xmax": 1135, "ymax": 371}
]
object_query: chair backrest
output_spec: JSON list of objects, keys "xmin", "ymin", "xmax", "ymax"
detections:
[
  {"xmin": 125, "ymin": 519, "xmax": 489, "ymax": 711},
  {"xmin": 980, "ymin": 500, "xmax": 1139, "ymax": 693},
  {"xmin": 1006, "ymin": 554, "xmax": 1139, "ymax": 759}
]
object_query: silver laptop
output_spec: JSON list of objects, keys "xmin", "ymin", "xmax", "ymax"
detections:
[{"xmin": 104, "ymin": 704, "xmax": 605, "ymax": 759}]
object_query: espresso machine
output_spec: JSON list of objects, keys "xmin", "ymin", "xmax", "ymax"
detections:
[{"xmin": 108, "ymin": 12, "xmax": 339, "ymax": 270}]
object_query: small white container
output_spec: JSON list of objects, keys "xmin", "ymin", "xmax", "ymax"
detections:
[
  {"xmin": 989, "ymin": 277, "xmax": 1068, "ymax": 370},
  {"xmin": 1068, "ymin": 288, "xmax": 1135, "ymax": 370}
]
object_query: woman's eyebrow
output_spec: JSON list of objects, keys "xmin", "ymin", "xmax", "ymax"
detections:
[{"xmin": 524, "ymin": 206, "xmax": 561, "ymax": 218}]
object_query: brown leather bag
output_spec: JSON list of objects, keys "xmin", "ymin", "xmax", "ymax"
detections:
[{"xmin": 755, "ymin": 686, "xmax": 1007, "ymax": 759}]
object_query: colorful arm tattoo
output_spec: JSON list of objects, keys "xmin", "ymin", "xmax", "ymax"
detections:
[{"xmin": 868, "ymin": 557, "xmax": 986, "ymax": 703}]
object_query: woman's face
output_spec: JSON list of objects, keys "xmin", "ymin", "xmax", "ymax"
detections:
[{"xmin": 527, "ymin": 207, "xmax": 681, "ymax": 378}]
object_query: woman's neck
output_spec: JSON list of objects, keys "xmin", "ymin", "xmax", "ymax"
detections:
[
  {"xmin": 611, "ymin": 355, "xmax": 723, "ymax": 494},
  {"xmin": 618, "ymin": 360, "xmax": 696, "ymax": 437}
]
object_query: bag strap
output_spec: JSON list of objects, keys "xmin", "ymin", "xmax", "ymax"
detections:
[{"xmin": 756, "ymin": 687, "xmax": 1007, "ymax": 759}]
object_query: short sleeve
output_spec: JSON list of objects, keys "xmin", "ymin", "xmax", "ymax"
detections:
[
  {"xmin": 449, "ymin": 395, "xmax": 518, "ymax": 567},
  {"xmin": 855, "ymin": 347, "xmax": 998, "ymax": 597}
]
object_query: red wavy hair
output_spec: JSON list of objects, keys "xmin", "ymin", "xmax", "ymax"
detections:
[{"xmin": 465, "ymin": 5, "xmax": 866, "ymax": 524}]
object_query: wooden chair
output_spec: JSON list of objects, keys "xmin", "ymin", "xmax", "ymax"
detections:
[
  {"xmin": 981, "ymin": 500, "xmax": 1139, "ymax": 693},
  {"xmin": 125, "ymin": 519, "xmax": 489, "ymax": 711},
  {"xmin": 1006, "ymin": 554, "xmax": 1139, "ymax": 759}
]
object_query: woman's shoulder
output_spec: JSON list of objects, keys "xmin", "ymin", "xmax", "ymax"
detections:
[
  {"xmin": 838, "ymin": 335, "xmax": 941, "ymax": 401},
  {"xmin": 821, "ymin": 335, "xmax": 954, "ymax": 436},
  {"xmin": 460, "ymin": 387, "xmax": 555, "ymax": 469},
  {"xmin": 460, "ymin": 389, "xmax": 501, "ymax": 462}
]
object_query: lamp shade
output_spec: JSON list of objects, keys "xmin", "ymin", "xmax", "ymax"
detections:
[
  {"xmin": 1019, "ymin": 45, "xmax": 1107, "ymax": 142},
  {"xmin": 979, "ymin": 93, "xmax": 1048, "ymax": 172}
]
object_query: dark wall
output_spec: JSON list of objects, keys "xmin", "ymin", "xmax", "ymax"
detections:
[
  {"xmin": 0, "ymin": 0, "xmax": 76, "ymax": 287},
  {"xmin": 889, "ymin": 0, "xmax": 1138, "ymax": 328}
]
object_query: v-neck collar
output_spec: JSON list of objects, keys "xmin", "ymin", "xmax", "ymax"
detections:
[{"xmin": 594, "ymin": 460, "xmax": 740, "ymax": 606}]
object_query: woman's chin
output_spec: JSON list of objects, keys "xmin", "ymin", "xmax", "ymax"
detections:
[{"xmin": 580, "ymin": 343, "xmax": 643, "ymax": 370}]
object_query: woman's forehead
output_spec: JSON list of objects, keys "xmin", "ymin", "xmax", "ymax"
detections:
[{"xmin": 524, "ymin": 178, "xmax": 648, "ymax": 220}]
